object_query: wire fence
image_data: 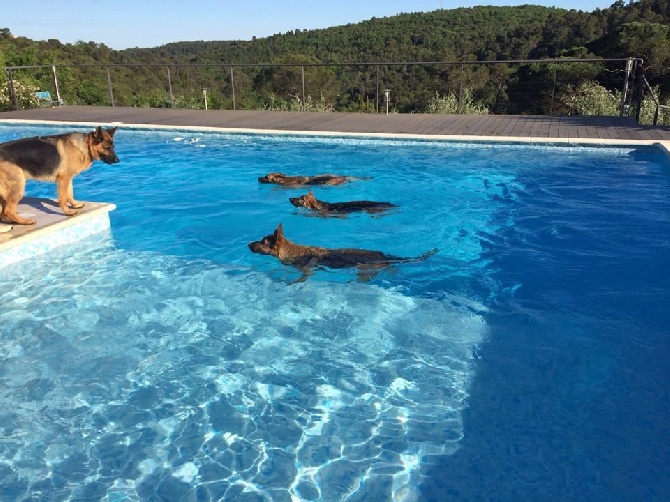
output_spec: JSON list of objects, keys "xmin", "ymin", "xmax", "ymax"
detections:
[{"xmin": 5, "ymin": 57, "xmax": 662, "ymax": 122}]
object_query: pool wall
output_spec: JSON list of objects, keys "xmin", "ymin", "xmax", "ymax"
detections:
[{"xmin": 0, "ymin": 198, "xmax": 115, "ymax": 269}]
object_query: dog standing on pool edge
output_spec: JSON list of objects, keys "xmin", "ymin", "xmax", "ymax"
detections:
[
  {"xmin": 248, "ymin": 223, "xmax": 437, "ymax": 281},
  {"xmin": 0, "ymin": 126, "xmax": 119, "ymax": 225}
]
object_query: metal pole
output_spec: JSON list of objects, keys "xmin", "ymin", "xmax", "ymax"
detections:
[
  {"xmin": 8, "ymin": 69, "xmax": 18, "ymax": 110},
  {"xmin": 230, "ymin": 67, "xmax": 236, "ymax": 110},
  {"xmin": 458, "ymin": 63, "xmax": 464, "ymax": 114},
  {"xmin": 105, "ymin": 66, "xmax": 115, "ymax": 107},
  {"xmin": 167, "ymin": 66, "xmax": 174, "ymax": 108},
  {"xmin": 376, "ymin": 64, "xmax": 379, "ymax": 113},
  {"xmin": 551, "ymin": 63, "xmax": 557, "ymax": 116},
  {"xmin": 301, "ymin": 65, "xmax": 306, "ymax": 112},
  {"xmin": 620, "ymin": 57, "xmax": 633, "ymax": 117},
  {"xmin": 633, "ymin": 62, "xmax": 643, "ymax": 123},
  {"xmin": 52, "ymin": 65, "xmax": 62, "ymax": 106}
]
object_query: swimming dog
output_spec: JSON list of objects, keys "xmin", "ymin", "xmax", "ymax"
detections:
[
  {"xmin": 289, "ymin": 190, "xmax": 397, "ymax": 215},
  {"xmin": 258, "ymin": 172, "xmax": 369, "ymax": 187},
  {"xmin": 248, "ymin": 223, "xmax": 437, "ymax": 281},
  {"xmin": 0, "ymin": 126, "xmax": 119, "ymax": 225}
]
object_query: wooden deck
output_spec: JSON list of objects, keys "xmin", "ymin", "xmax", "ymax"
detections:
[{"xmin": 2, "ymin": 105, "xmax": 670, "ymax": 142}]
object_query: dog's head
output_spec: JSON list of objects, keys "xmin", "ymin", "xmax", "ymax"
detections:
[
  {"xmin": 248, "ymin": 223, "xmax": 287, "ymax": 258},
  {"xmin": 88, "ymin": 126, "xmax": 119, "ymax": 164},
  {"xmin": 289, "ymin": 190, "xmax": 320, "ymax": 209},
  {"xmin": 258, "ymin": 172, "xmax": 286, "ymax": 184}
]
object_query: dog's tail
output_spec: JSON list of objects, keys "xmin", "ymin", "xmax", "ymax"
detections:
[
  {"xmin": 417, "ymin": 248, "xmax": 438, "ymax": 261},
  {"xmin": 401, "ymin": 248, "xmax": 438, "ymax": 263}
]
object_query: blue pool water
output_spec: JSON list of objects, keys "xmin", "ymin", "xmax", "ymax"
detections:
[{"xmin": 0, "ymin": 124, "xmax": 669, "ymax": 501}]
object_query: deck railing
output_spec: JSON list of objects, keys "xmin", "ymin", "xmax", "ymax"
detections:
[{"xmin": 3, "ymin": 57, "xmax": 650, "ymax": 119}]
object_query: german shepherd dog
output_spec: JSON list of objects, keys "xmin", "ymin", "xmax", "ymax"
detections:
[
  {"xmin": 289, "ymin": 190, "xmax": 397, "ymax": 216},
  {"xmin": 258, "ymin": 172, "xmax": 369, "ymax": 187},
  {"xmin": 0, "ymin": 126, "xmax": 119, "ymax": 225},
  {"xmin": 248, "ymin": 223, "xmax": 437, "ymax": 281}
]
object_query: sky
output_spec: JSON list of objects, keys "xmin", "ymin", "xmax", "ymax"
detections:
[{"xmin": 3, "ymin": 0, "xmax": 617, "ymax": 50}]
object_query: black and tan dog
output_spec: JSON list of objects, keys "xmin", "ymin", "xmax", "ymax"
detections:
[
  {"xmin": 248, "ymin": 223, "xmax": 437, "ymax": 281},
  {"xmin": 0, "ymin": 126, "xmax": 119, "ymax": 225},
  {"xmin": 258, "ymin": 172, "xmax": 369, "ymax": 187},
  {"xmin": 289, "ymin": 190, "xmax": 397, "ymax": 216}
]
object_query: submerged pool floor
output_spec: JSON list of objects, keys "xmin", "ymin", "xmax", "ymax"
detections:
[{"xmin": 0, "ymin": 123, "xmax": 669, "ymax": 501}]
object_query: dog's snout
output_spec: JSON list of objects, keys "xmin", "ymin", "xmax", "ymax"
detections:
[{"xmin": 102, "ymin": 153, "xmax": 120, "ymax": 164}]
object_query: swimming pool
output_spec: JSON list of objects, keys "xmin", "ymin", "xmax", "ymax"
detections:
[{"xmin": 0, "ymin": 124, "xmax": 669, "ymax": 501}]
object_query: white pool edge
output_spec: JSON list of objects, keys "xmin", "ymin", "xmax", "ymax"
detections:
[
  {"xmin": 2, "ymin": 118, "xmax": 669, "ymax": 152},
  {"xmin": 0, "ymin": 203, "xmax": 116, "ymax": 270}
]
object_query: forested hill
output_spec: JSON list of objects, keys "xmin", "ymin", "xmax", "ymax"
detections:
[
  {"xmin": 131, "ymin": 0, "xmax": 669, "ymax": 67},
  {"xmin": 146, "ymin": 5, "xmax": 557, "ymax": 63},
  {"xmin": 2, "ymin": 0, "xmax": 669, "ymax": 73},
  {"xmin": 1, "ymin": 0, "xmax": 669, "ymax": 114}
]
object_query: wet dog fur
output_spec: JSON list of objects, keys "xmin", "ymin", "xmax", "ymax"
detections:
[
  {"xmin": 289, "ymin": 190, "xmax": 397, "ymax": 215},
  {"xmin": 0, "ymin": 126, "xmax": 119, "ymax": 225},
  {"xmin": 248, "ymin": 223, "xmax": 437, "ymax": 281},
  {"xmin": 258, "ymin": 172, "xmax": 369, "ymax": 187}
]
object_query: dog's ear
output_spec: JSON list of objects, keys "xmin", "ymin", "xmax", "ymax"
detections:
[
  {"xmin": 92, "ymin": 126, "xmax": 104, "ymax": 142},
  {"xmin": 274, "ymin": 223, "xmax": 285, "ymax": 240},
  {"xmin": 308, "ymin": 190, "xmax": 314, "ymax": 197},
  {"xmin": 106, "ymin": 127, "xmax": 118, "ymax": 137}
]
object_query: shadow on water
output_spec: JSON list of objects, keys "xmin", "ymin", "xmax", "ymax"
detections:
[{"xmin": 420, "ymin": 154, "xmax": 670, "ymax": 501}]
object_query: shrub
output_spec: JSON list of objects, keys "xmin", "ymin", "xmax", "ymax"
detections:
[
  {"xmin": 426, "ymin": 89, "xmax": 489, "ymax": 115},
  {"xmin": 264, "ymin": 93, "xmax": 335, "ymax": 112},
  {"xmin": 0, "ymin": 79, "xmax": 39, "ymax": 111},
  {"xmin": 566, "ymin": 81, "xmax": 621, "ymax": 116}
]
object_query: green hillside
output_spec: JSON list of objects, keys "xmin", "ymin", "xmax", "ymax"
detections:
[{"xmin": 1, "ymin": 0, "xmax": 669, "ymax": 115}]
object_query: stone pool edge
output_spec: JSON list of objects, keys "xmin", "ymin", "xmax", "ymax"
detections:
[
  {"xmin": 2, "ymin": 118, "xmax": 670, "ymax": 150},
  {"xmin": 0, "ymin": 199, "xmax": 116, "ymax": 270}
]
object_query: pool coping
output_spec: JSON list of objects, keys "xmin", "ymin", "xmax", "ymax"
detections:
[
  {"xmin": 3, "ymin": 117, "xmax": 670, "ymax": 152},
  {"xmin": 0, "ymin": 198, "xmax": 116, "ymax": 270}
]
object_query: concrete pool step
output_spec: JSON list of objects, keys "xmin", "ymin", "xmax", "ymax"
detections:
[{"xmin": 0, "ymin": 198, "xmax": 116, "ymax": 269}]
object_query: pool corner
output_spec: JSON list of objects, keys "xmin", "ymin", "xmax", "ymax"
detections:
[{"xmin": 0, "ymin": 198, "xmax": 116, "ymax": 269}]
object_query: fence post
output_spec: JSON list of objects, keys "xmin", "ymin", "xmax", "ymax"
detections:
[
  {"xmin": 7, "ymin": 69, "xmax": 18, "ymax": 110},
  {"xmin": 551, "ymin": 63, "xmax": 557, "ymax": 116},
  {"xmin": 633, "ymin": 65, "xmax": 644, "ymax": 123},
  {"xmin": 620, "ymin": 57, "xmax": 633, "ymax": 116},
  {"xmin": 105, "ymin": 66, "xmax": 115, "ymax": 107},
  {"xmin": 52, "ymin": 65, "xmax": 63, "ymax": 106},
  {"xmin": 376, "ymin": 64, "xmax": 380, "ymax": 113},
  {"xmin": 230, "ymin": 66, "xmax": 236, "ymax": 110},
  {"xmin": 167, "ymin": 66, "xmax": 174, "ymax": 108},
  {"xmin": 301, "ymin": 65, "xmax": 306, "ymax": 111},
  {"xmin": 458, "ymin": 63, "xmax": 464, "ymax": 114}
]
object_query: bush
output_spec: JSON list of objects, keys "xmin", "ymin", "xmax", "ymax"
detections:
[
  {"xmin": 637, "ymin": 85, "xmax": 670, "ymax": 126},
  {"xmin": 566, "ymin": 81, "xmax": 621, "ymax": 116},
  {"xmin": 264, "ymin": 93, "xmax": 335, "ymax": 112},
  {"xmin": 0, "ymin": 79, "xmax": 39, "ymax": 111},
  {"xmin": 426, "ymin": 89, "xmax": 489, "ymax": 115}
]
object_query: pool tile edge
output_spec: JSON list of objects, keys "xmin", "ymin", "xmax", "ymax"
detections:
[{"xmin": 0, "ymin": 201, "xmax": 116, "ymax": 269}]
